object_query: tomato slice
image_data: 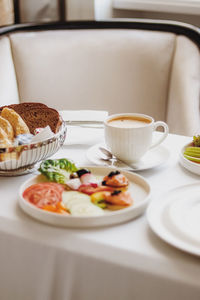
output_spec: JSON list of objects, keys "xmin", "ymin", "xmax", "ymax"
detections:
[{"xmin": 23, "ymin": 182, "xmax": 65, "ymax": 209}]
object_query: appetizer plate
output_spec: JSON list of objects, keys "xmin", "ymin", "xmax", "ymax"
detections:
[
  {"xmin": 86, "ymin": 143, "xmax": 170, "ymax": 171},
  {"xmin": 19, "ymin": 166, "xmax": 151, "ymax": 228},
  {"xmin": 147, "ymin": 183, "xmax": 200, "ymax": 256},
  {"xmin": 179, "ymin": 142, "xmax": 200, "ymax": 175}
]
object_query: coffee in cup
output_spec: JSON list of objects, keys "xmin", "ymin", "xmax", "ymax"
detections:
[{"xmin": 104, "ymin": 113, "xmax": 169, "ymax": 163}]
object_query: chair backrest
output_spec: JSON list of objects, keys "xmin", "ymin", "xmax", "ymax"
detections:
[{"xmin": 0, "ymin": 20, "xmax": 199, "ymax": 136}]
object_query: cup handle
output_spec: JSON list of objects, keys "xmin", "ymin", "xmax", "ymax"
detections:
[{"xmin": 149, "ymin": 121, "xmax": 169, "ymax": 150}]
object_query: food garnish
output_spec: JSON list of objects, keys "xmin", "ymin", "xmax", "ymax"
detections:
[
  {"xmin": 90, "ymin": 191, "xmax": 110, "ymax": 209},
  {"xmin": 193, "ymin": 135, "xmax": 200, "ymax": 147},
  {"xmin": 39, "ymin": 158, "xmax": 78, "ymax": 184},
  {"xmin": 76, "ymin": 168, "xmax": 91, "ymax": 177},
  {"xmin": 62, "ymin": 191, "xmax": 103, "ymax": 216},
  {"xmin": 78, "ymin": 184, "xmax": 113, "ymax": 195},
  {"xmin": 66, "ymin": 178, "xmax": 82, "ymax": 190},
  {"xmin": 184, "ymin": 136, "xmax": 200, "ymax": 163},
  {"xmin": 79, "ymin": 172, "xmax": 98, "ymax": 185},
  {"xmin": 104, "ymin": 190, "xmax": 133, "ymax": 206},
  {"xmin": 23, "ymin": 159, "xmax": 134, "ymax": 216},
  {"xmin": 102, "ymin": 171, "xmax": 129, "ymax": 187}
]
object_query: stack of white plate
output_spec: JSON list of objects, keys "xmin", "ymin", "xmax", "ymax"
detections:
[{"xmin": 147, "ymin": 182, "xmax": 200, "ymax": 256}]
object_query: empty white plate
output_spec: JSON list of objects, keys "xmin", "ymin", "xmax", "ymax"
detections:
[
  {"xmin": 147, "ymin": 182, "xmax": 200, "ymax": 256},
  {"xmin": 168, "ymin": 189, "xmax": 200, "ymax": 245}
]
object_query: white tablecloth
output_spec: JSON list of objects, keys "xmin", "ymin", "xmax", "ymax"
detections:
[{"xmin": 0, "ymin": 128, "xmax": 200, "ymax": 300}]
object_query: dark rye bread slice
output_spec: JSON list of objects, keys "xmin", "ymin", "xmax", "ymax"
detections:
[
  {"xmin": 0, "ymin": 103, "xmax": 62, "ymax": 134},
  {"xmin": 0, "ymin": 102, "xmax": 48, "ymax": 113},
  {"xmin": 16, "ymin": 107, "xmax": 62, "ymax": 134}
]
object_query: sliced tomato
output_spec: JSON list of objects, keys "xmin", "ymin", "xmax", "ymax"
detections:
[
  {"xmin": 78, "ymin": 184, "xmax": 114, "ymax": 195},
  {"xmin": 23, "ymin": 182, "xmax": 65, "ymax": 209}
]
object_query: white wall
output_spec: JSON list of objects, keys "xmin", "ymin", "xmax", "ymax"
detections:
[
  {"xmin": 66, "ymin": 0, "xmax": 112, "ymax": 20},
  {"xmin": 66, "ymin": 0, "xmax": 94, "ymax": 20},
  {"xmin": 94, "ymin": 0, "xmax": 113, "ymax": 19}
]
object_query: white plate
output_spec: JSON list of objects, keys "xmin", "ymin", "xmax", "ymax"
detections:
[
  {"xmin": 86, "ymin": 143, "xmax": 170, "ymax": 171},
  {"xmin": 179, "ymin": 142, "xmax": 200, "ymax": 175},
  {"xmin": 19, "ymin": 166, "xmax": 151, "ymax": 228},
  {"xmin": 169, "ymin": 193, "xmax": 200, "ymax": 245},
  {"xmin": 147, "ymin": 183, "xmax": 200, "ymax": 256}
]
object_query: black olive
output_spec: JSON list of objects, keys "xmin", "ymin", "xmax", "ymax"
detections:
[
  {"xmin": 76, "ymin": 168, "xmax": 91, "ymax": 178},
  {"xmin": 69, "ymin": 172, "xmax": 78, "ymax": 179},
  {"xmin": 111, "ymin": 190, "xmax": 121, "ymax": 196},
  {"xmin": 102, "ymin": 180, "xmax": 107, "ymax": 186},
  {"xmin": 108, "ymin": 170, "xmax": 120, "ymax": 178}
]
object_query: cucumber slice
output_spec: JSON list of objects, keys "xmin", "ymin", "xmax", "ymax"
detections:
[
  {"xmin": 184, "ymin": 154, "xmax": 200, "ymax": 163},
  {"xmin": 66, "ymin": 197, "xmax": 91, "ymax": 210},
  {"xmin": 62, "ymin": 191, "xmax": 90, "ymax": 209},
  {"xmin": 70, "ymin": 203, "xmax": 104, "ymax": 216}
]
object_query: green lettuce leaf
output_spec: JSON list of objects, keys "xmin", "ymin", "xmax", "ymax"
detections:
[{"xmin": 39, "ymin": 158, "xmax": 78, "ymax": 184}]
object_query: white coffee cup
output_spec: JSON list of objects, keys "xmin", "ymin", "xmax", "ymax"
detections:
[{"xmin": 104, "ymin": 113, "xmax": 169, "ymax": 163}]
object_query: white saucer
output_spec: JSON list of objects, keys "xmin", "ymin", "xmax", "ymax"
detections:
[
  {"xmin": 179, "ymin": 142, "xmax": 200, "ymax": 175},
  {"xmin": 147, "ymin": 182, "xmax": 200, "ymax": 256},
  {"xmin": 86, "ymin": 143, "xmax": 170, "ymax": 171}
]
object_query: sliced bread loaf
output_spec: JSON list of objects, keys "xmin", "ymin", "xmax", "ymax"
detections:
[
  {"xmin": 17, "ymin": 107, "xmax": 62, "ymax": 134},
  {"xmin": 0, "ymin": 102, "xmax": 61, "ymax": 134},
  {"xmin": 0, "ymin": 116, "xmax": 14, "ymax": 140},
  {"xmin": 1, "ymin": 108, "xmax": 30, "ymax": 135},
  {"xmin": 0, "ymin": 102, "xmax": 47, "ymax": 113}
]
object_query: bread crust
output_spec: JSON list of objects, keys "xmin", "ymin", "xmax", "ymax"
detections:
[
  {"xmin": 0, "ymin": 116, "xmax": 14, "ymax": 140},
  {"xmin": 1, "ymin": 107, "xmax": 30, "ymax": 136},
  {"xmin": 0, "ymin": 102, "xmax": 61, "ymax": 134},
  {"xmin": 0, "ymin": 127, "xmax": 13, "ymax": 160},
  {"xmin": 0, "ymin": 127, "xmax": 9, "ymax": 141},
  {"xmin": 0, "ymin": 102, "xmax": 48, "ymax": 113},
  {"xmin": 18, "ymin": 107, "xmax": 61, "ymax": 134}
]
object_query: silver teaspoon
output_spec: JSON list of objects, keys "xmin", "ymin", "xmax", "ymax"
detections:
[
  {"xmin": 99, "ymin": 147, "xmax": 113, "ymax": 160},
  {"xmin": 99, "ymin": 147, "xmax": 137, "ymax": 170},
  {"xmin": 98, "ymin": 148, "xmax": 116, "ymax": 166}
]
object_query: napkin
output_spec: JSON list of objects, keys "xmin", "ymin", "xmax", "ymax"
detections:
[
  {"xmin": 59, "ymin": 110, "xmax": 108, "ymax": 123},
  {"xmin": 59, "ymin": 110, "xmax": 108, "ymax": 145},
  {"xmin": 31, "ymin": 126, "xmax": 54, "ymax": 143}
]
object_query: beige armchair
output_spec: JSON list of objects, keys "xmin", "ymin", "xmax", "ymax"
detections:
[{"xmin": 0, "ymin": 19, "xmax": 199, "ymax": 136}]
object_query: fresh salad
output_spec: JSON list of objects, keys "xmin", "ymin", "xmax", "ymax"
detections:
[
  {"xmin": 22, "ymin": 158, "xmax": 134, "ymax": 216},
  {"xmin": 184, "ymin": 135, "xmax": 200, "ymax": 163}
]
